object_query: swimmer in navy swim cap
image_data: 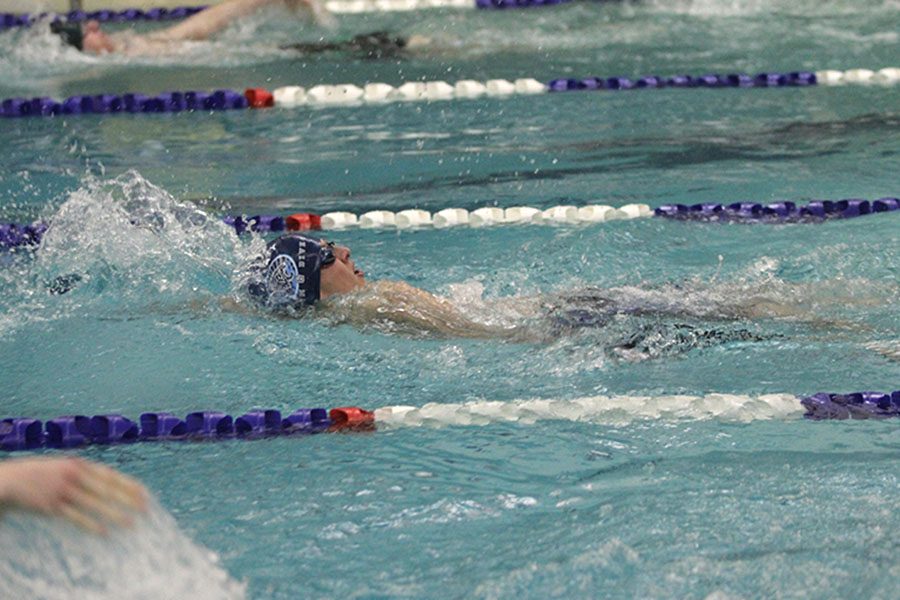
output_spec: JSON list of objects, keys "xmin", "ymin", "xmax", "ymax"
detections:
[
  {"xmin": 237, "ymin": 234, "xmax": 887, "ymax": 360},
  {"xmin": 247, "ymin": 234, "xmax": 365, "ymax": 310},
  {"xmin": 51, "ymin": 0, "xmax": 330, "ymax": 56},
  {"xmin": 242, "ymin": 233, "xmax": 508, "ymax": 338}
]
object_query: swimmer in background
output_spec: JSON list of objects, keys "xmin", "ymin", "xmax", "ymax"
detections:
[
  {"xmin": 280, "ymin": 31, "xmax": 431, "ymax": 60},
  {"xmin": 50, "ymin": 0, "xmax": 334, "ymax": 56},
  {"xmin": 0, "ymin": 457, "xmax": 148, "ymax": 535},
  {"xmin": 239, "ymin": 233, "xmax": 877, "ymax": 357}
]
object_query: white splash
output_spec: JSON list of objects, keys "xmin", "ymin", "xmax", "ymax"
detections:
[{"xmin": 0, "ymin": 497, "xmax": 246, "ymax": 600}]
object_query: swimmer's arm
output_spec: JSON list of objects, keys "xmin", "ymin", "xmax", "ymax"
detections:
[
  {"xmin": 334, "ymin": 281, "xmax": 521, "ymax": 340},
  {"xmin": 0, "ymin": 457, "xmax": 147, "ymax": 535},
  {"xmin": 151, "ymin": 0, "xmax": 325, "ymax": 42}
]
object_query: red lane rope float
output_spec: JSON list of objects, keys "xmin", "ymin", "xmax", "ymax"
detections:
[
  {"xmin": 245, "ymin": 88, "xmax": 275, "ymax": 109},
  {"xmin": 329, "ymin": 407, "xmax": 376, "ymax": 431}
]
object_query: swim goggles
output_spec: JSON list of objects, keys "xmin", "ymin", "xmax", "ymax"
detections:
[{"xmin": 320, "ymin": 241, "xmax": 336, "ymax": 267}]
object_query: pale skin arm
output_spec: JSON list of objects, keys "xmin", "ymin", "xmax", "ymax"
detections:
[
  {"xmin": 323, "ymin": 280, "xmax": 528, "ymax": 340},
  {"xmin": 149, "ymin": 0, "xmax": 322, "ymax": 42},
  {"xmin": 0, "ymin": 457, "xmax": 148, "ymax": 535}
]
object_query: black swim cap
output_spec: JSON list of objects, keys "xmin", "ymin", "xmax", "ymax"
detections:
[
  {"xmin": 50, "ymin": 21, "xmax": 84, "ymax": 51},
  {"xmin": 247, "ymin": 234, "xmax": 334, "ymax": 308}
]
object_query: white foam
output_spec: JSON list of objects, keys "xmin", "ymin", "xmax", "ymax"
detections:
[
  {"xmin": 0, "ymin": 498, "xmax": 245, "ymax": 599},
  {"xmin": 374, "ymin": 393, "xmax": 802, "ymax": 428}
]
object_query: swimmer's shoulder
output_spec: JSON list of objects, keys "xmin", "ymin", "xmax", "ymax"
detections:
[
  {"xmin": 321, "ymin": 280, "xmax": 436, "ymax": 310},
  {"xmin": 109, "ymin": 30, "xmax": 179, "ymax": 57}
]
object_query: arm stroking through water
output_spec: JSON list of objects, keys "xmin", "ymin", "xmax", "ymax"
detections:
[
  {"xmin": 321, "ymin": 280, "xmax": 526, "ymax": 340},
  {"xmin": 0, "ymin": 457, "xmax": 148, "ymax": 535},
  {"xmin": 149, "ymin": 0, "xmax": 323, "ymax": 43}
]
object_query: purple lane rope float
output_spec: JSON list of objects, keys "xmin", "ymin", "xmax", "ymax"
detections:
[
  {"xmin": 0, "ymin": 407, "xmax": 374, "ymax": 451},
  {"xmin": 2, "ymin": 391, "xmax": 898, "ymax": 451},
  {"xmin": 0, "ymin": 0, "xmax": 569, "ymax": 27},
  {"xmin": 2, "ymin": 66, "xmax": 899, "ymax": 120},
  {"xmin": 324, "ymin": 0, "xmax": 575, "ymax": 11},
  {"xmin": 1, "ymin": 89, "xmax": 249, "ymax": 118},
  {"xmin": 1, "ymin": 197, "xmax": 897, "ymax": 250},
  {"xmin": 0, "ymin": 6, "xmax": 207, "ymax": 30}
]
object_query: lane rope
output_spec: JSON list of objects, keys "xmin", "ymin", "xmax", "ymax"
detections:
[
  {"xmin": 2, "ymin": 198, "xmax": 897, "ymax": 250},
  {"xmin": 0, "ymin": 0, "xmax": 574, "ymax": 28},
  {"xmin": 3, "ymin": 390, "xmax": 898, "ymax": 450},
  {"xmin": 2, "ymin": 68, "xmax": 899, "ymax": 119},
  {"xmin": 0, "ymin": 6, "xmax": 207, "ymax": 29}
]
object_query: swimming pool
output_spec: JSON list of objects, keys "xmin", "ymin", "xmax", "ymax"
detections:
[{"xmin": 1, "ymin": 1, "xmax": 899, "ymax": 598}]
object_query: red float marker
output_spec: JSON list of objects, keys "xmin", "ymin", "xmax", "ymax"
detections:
[
  {"xmin": 286, "ymin": 213, "xmax": 322, "ymax": 231},
  {"xmin": 244, "ymin": 88, "xmax": 274, "ymax": 108},
  {"xmin": 329, "ymin": 407, "xmax": 375, "ymax": 431}
]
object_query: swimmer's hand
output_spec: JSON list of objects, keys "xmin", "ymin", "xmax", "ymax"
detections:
[
  {"xmin": 287, "ymin": 0, "xmax": 336, "ymax": 28},
  {"xmin": 0, "ymin": 457, "xmax": 148, "ymax": 535}
]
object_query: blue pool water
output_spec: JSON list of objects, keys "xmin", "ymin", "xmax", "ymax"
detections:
[{"xmin": 1, "ymin": 1, "xmax": 898, "ymax": 598}]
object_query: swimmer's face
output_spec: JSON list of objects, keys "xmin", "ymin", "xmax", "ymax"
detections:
[
  {"xmin": 82, "ymin": 21, "xmax": 116, "ymax": 54},
  {"xmin": 319, "ymin": 242, "xmax": 365, "ymax": 299}
]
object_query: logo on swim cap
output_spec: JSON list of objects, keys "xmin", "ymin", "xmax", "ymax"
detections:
[
  {"xmin": 248, "ymin": 234, "xmax": 323, "ymax": 307},
  {"xmin": 265, "ymin": 254, "xmax": 303, "ymax": 304}
]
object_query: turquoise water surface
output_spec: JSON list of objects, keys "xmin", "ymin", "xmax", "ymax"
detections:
[{"xmin": 1, "ymin": 1, "xmax": 898, "ymax": 598}]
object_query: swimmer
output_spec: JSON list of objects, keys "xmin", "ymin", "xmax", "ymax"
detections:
[
  {"xmin": 240, "ymin": 233, "xmax": 858, "ymax": 357},
  {"xmin": 50, "ymin": 0, "xmax": 330, "ymax": 57},
  {"xmin": 0, "ymin": 457, "xmax": 148, "ymax": 535},
  {"xmin": 243, "ymin": 233, "xmax": 507, "ymax": 338},
  {"xmin": 280, "ymin": 31, "xmax": 431, "ymax": 60}
]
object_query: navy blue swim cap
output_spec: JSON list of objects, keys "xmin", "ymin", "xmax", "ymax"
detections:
[
  {"xmin": 247, "ymin": 234, "xmax": 334, "ymax": 308},
  {"xmin": 50, "ymin": 22, "xmax": 84, "ymax": 51}
]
